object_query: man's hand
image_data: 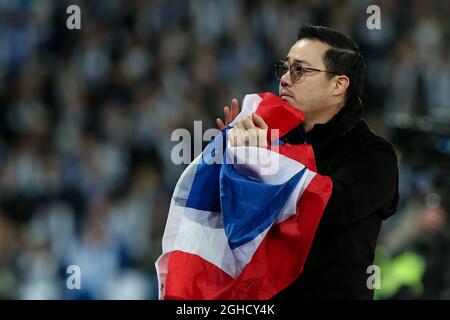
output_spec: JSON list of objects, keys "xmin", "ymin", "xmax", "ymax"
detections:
[
  {"xmin": 228, "ymin": 113, "xmax": 269, "ymax": 147},
  {"xmin": 216, "ymin": 98, "xmax": 239, "ymax": 131}
]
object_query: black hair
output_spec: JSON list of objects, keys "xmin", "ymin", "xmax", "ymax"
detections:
[{"xmin": 297, "ymin": 24, "xmax": 366, "ymax": 112}]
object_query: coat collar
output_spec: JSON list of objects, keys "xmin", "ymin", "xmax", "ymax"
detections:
[{"xmin": 282, "ymin": 106, "xmax": 363, "ymax": 147}]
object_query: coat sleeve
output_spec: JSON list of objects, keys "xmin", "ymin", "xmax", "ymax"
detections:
[{"xmin": 318, "ymin": 139, "xmax": 400, "ymax": 227}]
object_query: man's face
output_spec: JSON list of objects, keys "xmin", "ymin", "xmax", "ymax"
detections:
[{"xmin": 279, "ymin": 39, "xmax": 336, "ymax": 116}]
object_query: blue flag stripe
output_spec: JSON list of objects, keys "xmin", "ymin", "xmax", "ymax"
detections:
[{"xmin": 220, "ymin": 155, "xmax": 306, "ymax": 249}]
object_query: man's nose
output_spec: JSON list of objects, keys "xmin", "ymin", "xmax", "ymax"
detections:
[{"xmin": 280, "ymin": 71, "xmax": 292, "ymax": 87}]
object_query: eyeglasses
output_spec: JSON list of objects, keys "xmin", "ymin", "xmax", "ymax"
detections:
[{"xmin": 274, "ymin": 61, "xmax": 339, "ymax": 82}]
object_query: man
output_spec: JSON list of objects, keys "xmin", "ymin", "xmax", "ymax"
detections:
[{"xmin": 216, "ymin": 24, "xmax": 399, "ymax": 299}]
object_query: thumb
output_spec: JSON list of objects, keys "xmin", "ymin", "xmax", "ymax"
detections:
[{"xmin": 252, "ymin": 113, "xmax": 268, "ymax": 129}]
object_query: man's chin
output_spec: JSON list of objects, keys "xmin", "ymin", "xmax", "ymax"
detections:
[{"xmin": 281, "ymin": 96, "xmax": 302, "ymax": 110}]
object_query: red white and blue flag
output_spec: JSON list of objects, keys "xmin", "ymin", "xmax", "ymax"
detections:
[{"xmin": 155, "ymin": 92, "xmax": 332, "ymax": 300}]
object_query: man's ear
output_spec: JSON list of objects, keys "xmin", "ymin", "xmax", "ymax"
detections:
[{"xmin": 333, "ymin": 75, "xmax": 350, "ymax": 97}]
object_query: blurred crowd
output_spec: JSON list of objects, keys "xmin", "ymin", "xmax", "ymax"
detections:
[{"xmin": 0, "ymin": 0, "xmax": 449, "ymax": 299}]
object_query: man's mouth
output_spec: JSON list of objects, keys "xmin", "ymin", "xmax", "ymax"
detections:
[{"xmin": 280, "ymin": 93, "xmax": 293, "ymax": 100}]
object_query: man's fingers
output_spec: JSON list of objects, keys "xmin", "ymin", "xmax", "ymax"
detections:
[
  {"xmin": 228, "ymin": 127, "xmax": 267, "ymax": 147},
  {"xmin": 235, "ymin": 120, "xmax": 244, "ymax": 130},
  {"xmin": 231, "ymin": 98, "xmax": 239, "ymax": 120},
  {"xmin": 216, "ymin": 98, "xmax": 240, "ymax": 131},
  {"xmin": 224, "ymin": 106, "xmax": 232, "ymax": 125},
  {"xmin": 216, "ymin": 118, "xmax": 226, "ymax": 131},
  {"xmin": 227, "ymin": 128, "xmax": 236, "ymax": 146},
  {"xmin": 252, "ymin": 113, "xmax": 268, "ymax": 129},
  {"xmin": 231, "ymin": 128, "xmax": 245, "ymax": 147},
  {"xmin": 242, "ymin": 116, "xmax": 255, "ymax": 130}
]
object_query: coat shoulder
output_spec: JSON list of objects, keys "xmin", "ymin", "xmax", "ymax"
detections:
[{"xmin": 349, "ymin": 120, "xmax": 397, "ymax": 158}]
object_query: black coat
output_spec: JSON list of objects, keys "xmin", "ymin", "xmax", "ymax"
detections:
[{"xmin": 273, "ymin": 106, "xmax": 399, "ymax": 300}]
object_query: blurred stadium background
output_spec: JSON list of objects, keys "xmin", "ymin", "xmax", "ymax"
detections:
[{"xmin": 0, "ymin": 0, "xmax": 449, "ymax": 299}]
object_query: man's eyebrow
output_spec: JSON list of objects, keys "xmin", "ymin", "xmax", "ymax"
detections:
[{"xmin": 284, "ymin": 57, "xmax": 312, "ymax": 66}]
